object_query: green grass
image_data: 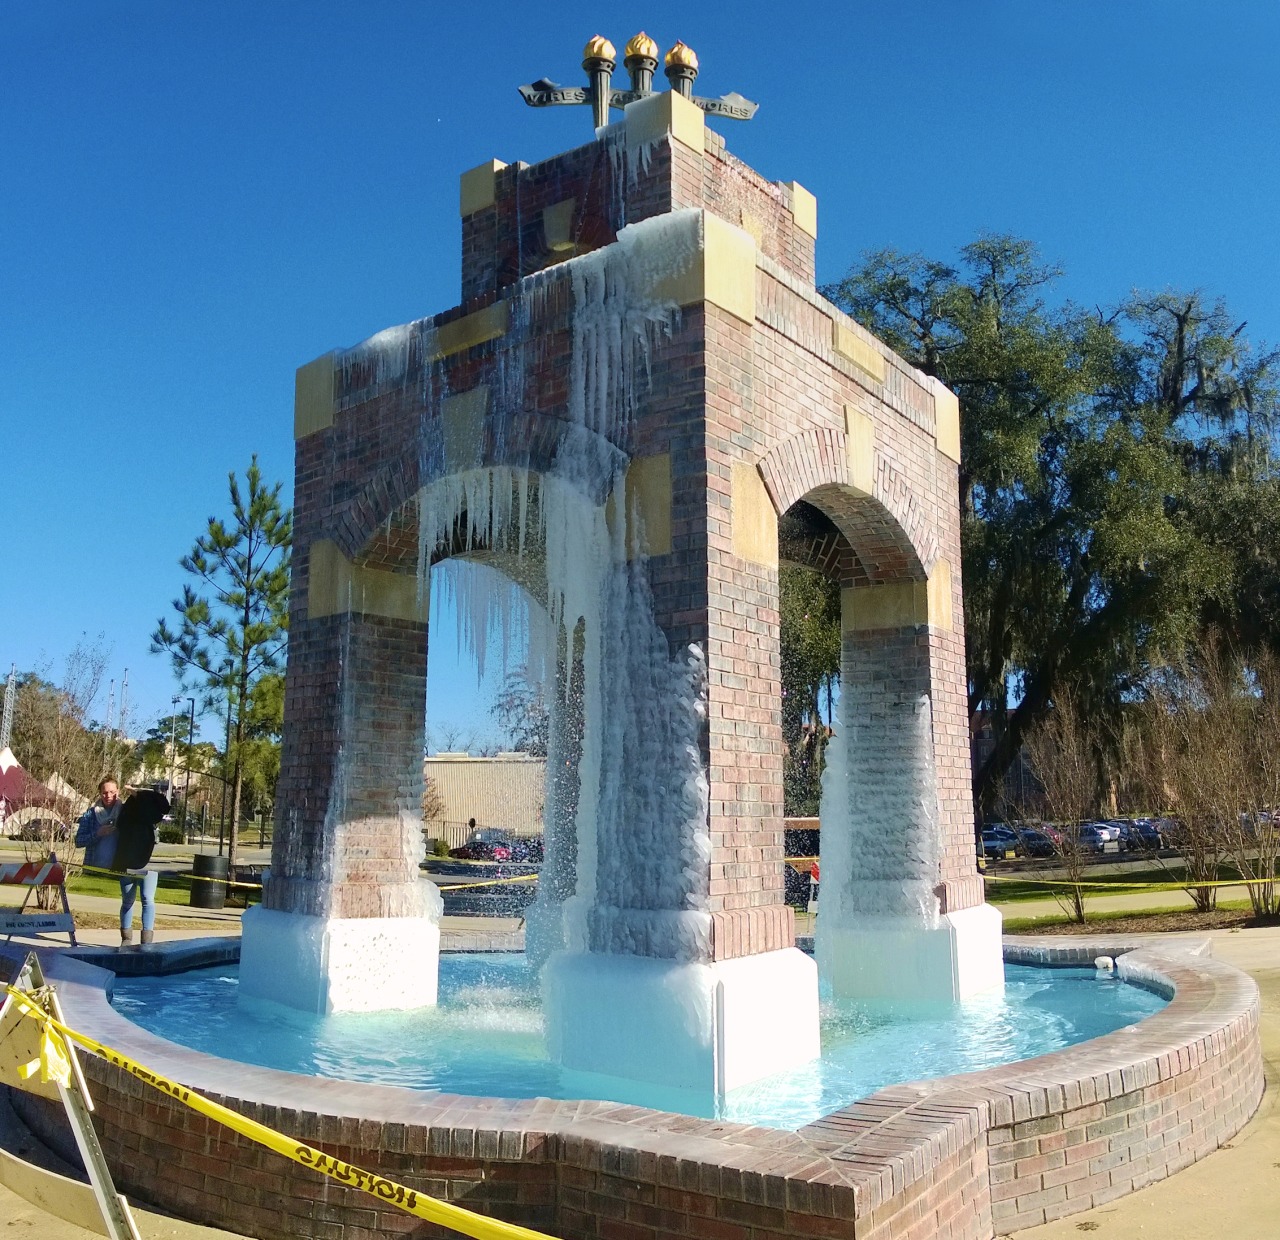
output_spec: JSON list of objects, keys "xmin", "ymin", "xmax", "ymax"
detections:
[
  {"xmin": 69, "ymin": 872, "xmax": 196, "ymax": 905},
  {"xmin": 68, "ymin": 871, "xmax": 261, "ymax": 906},
  {"xmin": 1001, "ymin": 897, "xmax": 1258, "ymax": 935},
  {"xmin": 983, "ymin": 861, "xmax": 1277, "ymax": 904}
]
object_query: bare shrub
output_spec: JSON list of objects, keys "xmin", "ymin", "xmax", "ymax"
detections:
[
  {"xmin": 9, "ymin": 639, "xmax": 132, "ymax": 905},
  {"xmin": 1017, "ymin": 690, "xmax": 1106, "ymax": 923},
  {"xmin": 1139, "ymin": 638, "xmax": 1280, "ymax": 916},
  {"xmin": 1146, "ymin": 642, "xmax": 1274, "ymax": 916}
]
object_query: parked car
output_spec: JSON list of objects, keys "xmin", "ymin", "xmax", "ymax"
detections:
[
  {"xmin": 1119, "ymin": 818, "xmax": 1164, "ymax": 851},
  {"xmin": 1014, "ymin": 827, "xmax": 1058, "ymax": 858},
  {"xmin": 1074, "ymin": 823, "xmax": 1111, "ymax": 854},
  {"xmin": 12, "ymin": 818, "xmax": 70, "ymax": 843},
  {"xmin": 980, "ymin": 827, "xmax": 1019, "ymax": 860},
  {"xmin": 783, "ymin": 826, "xmax": 821, "ymax": 905},
  {"xmin": 449, "ymin": 840, "xmax": 511, "ymax": 862},
  {"xmin": 507, "ymin": 836, "xmax": 544, "ymax": 863}
]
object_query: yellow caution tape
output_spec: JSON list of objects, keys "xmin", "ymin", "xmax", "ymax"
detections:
[
  {"xmin": 436, "ymin": 874, "xmax": 540, "ymax": 892},
  {"xmin": 1, "ymin": 984, "xmax": 557, "ymax": 1240},
  {"xmin": 7, "ymin": 993, "xmax": 71, "ymax": 1088},
  {"xmin": 80, "ymin": 865, "xmax": 263, "ymax": 893}
]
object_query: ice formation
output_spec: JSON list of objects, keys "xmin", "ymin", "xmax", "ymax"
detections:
[
  {"xmin": 815, "ymin": 665, "xmax": 1004, "ymax": 1004},
  {"xmin": 817, "ymin": 686, "xmax": 941, "ymax": 929},
  {"xmin": 413, "ymin": 212, "xmax": 715, "ymax": 967}
]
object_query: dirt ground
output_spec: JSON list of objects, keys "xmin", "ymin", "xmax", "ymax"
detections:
[
  {"xmin": 71, "ymin": 911, "xmax": 228, "ymax": 931},
  {"xmin": 1012, "ymin": 907, "xmax": 1280, "ymax": 935}
]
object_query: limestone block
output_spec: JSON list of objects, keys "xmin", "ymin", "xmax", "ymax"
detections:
[
  {"xmin": 607, "ymin": 453, "xmax": 672, "ymax": 557},
  {"xmin": 294, "ymin": 353, "xmax": 335, "ymax": 439},
  {"xmin": 459, "ymin": 158, "xmax": 507, "ymax": 216},
  {"xmin": 442, "ymin": 385, "xmax": 488, "ymax": 472},
  {"xmin": 649, "ymin": 210, "xmax": 756, "ymax": 325},
  {"xmin": 833, "ymin": 319, "xmax": 888, "ymax": 384},
  {"xmin": 702, "ymin": 212, "xmax": 757, "ymax": 325},
  {"xmin": 543, "ymin": 198, "xmax": 577, "ymax": 253},
  {"xmin": 308, "ymin": 540, "xmax": 426, "ymax": 624},
  {"xmin": 732, "ymin": 461, "xmax": 778, "ymax": 567},
  {"xmin": 787, "ymin": 181, "xmax": 818, "ymax": 239},
  {"xmin": 842, "ymin": 581, "xmax": 928, "ymax": 631},
  {"xmin": 843, "ymin": 403, "xmax": 875, "ymax": 496},
  {"xmin": 738, "ymin": 209, "xmax": 765, "ymax": 247},
  {"xmin": 432, "ymin": 301, "xmax": 508, "ymax": 359},
  {"xmin": 624, "ymin": 88, "xmax": 705, "ymax": 154},
  {"xmin": 843, "ymin": 565, "xmax": 953, "ymax": 633},
  {"xmin": 931, "ymin": 376, "xmax": 962, "ymax": 463},
  {"xmin": 927, "ymin": 557, "xmax": 954, "ymax": 632}
]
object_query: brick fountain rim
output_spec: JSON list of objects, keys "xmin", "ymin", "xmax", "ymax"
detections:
[{"xmin": 2, "ymin": 936, "xmax": 1264, "ymax": 1238}]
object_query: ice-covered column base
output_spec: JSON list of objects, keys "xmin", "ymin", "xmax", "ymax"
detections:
[
  {"xmin": 524, "ymin": 900, "xmax": 568, "ymax": 971},
  {"xmin": 817, "ymin": 904, "xmax": 1004, "ymax": 1006},
  {"xmin": 543, "ymin": 947, "xmax": 820, "ymax": 1107},
  {"xmin": 240, "ymin": 906, "xmax": 440, "ymax": 1014}
]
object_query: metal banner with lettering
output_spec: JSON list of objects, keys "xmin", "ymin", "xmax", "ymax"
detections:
[
  {"xmin": 520, "ymin": 81, "xmax": 759, "ymax": 121},
  {"xmin": 517, "ymin": 82, "xmax": 590, "ymax": 108}
]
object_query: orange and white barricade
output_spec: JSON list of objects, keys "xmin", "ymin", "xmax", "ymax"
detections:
[{"xmin": 0, "ymin": 853, "xmax": 76, "ymax": 946}]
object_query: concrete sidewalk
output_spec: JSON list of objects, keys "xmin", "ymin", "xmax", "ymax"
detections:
[{"xmin": 2, "ymin": 889, "xmax": 526, "ymax": 949}]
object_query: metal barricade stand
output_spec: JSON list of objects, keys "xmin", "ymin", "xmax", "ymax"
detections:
[
  {"xmin": 0, "ymin": 951, "xmax": 140, "ymax": 1238},
  {"xmin": 0, "ymin": 855, "xmax": 77, "ymax": 947}
]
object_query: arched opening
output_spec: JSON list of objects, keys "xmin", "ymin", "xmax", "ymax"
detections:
[{"xmin": 772, "ymin": 478, "xmax": 1001, "ymax": 1004}]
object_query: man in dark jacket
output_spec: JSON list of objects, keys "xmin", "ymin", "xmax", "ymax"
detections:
[{"xmin": 75, "ymin": 778, "xmax": 157, "ymax": 945}]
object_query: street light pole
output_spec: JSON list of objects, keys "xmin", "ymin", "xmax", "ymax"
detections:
[
  {"xmin": 182, "ymin": 697, "xmax": 195, "ymax": 843},
  {"xmin": 169, "ymin": 695, "xmax": 181, "ymax": 800}
]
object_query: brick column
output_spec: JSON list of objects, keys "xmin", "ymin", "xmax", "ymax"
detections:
[
  {"xmin": 815, "ymin": 579, "xmax": 1002, "ymax": 1003},
  {"xmin": 831, "ymin": 624, "xmax": 940, "ymax": 917},
  {"xmin": 242, "ymin": 537, "xmax": 440, "ymax": 1013}
]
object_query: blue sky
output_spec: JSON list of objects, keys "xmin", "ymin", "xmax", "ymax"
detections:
[{"xmin": 3, "ymin": 1, "xmax": 1277, "ymax": 749}]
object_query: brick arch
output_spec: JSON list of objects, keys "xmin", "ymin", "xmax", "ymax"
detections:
[
  {"xmin": 757, "ymin": 427, "xmax": 938, "ymax": 583},
  {"xmin": 778, "ymin": 502, "xmax": 861, "ymax": 586},
  {"xmin": 328, "ymin": 457, "xmax": 422, "ymax": 564},
  {"xmin": 327, "ymin": 412, "xmax": 626, "ymax": 568}
]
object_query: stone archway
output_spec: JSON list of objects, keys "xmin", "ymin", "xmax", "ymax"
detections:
[
  {"xmin": 765, "ymin": 431, "xmax": 1000, "ymax": 1003},
  {"xmin": 254, "ymin": 88, "xmax": 995, "ymax": 1090}
]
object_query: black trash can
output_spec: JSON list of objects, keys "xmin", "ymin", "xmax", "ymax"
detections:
[{"xmin": 190, "ymin": 854, "xmax": 229, "ymax": 909}]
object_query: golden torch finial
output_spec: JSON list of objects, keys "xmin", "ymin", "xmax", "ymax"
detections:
[
  {"xmin": 664, "ymin": 41, "xmax": 699, "ymax": 98},
  {"xmin": 624, "ymin": 32, "xmax": 659, "ymax": 93},
  {"xmin": 582, "ymin": 35, "xmax": 617, "ymax": 64},
  {"xmin": 581, "ymin": 36, "xmax": 617, "ymax": 129}
]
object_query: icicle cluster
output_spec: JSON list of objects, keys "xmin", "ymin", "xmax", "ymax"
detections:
[
  {"xmin": 412, "ymin": 210, "xmax": 712, "ymax": 962},
  {"xmin": 817, "ymin": 686, "xmax": 941, "ymax": 928}
]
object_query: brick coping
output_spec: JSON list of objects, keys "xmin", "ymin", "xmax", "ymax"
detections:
[{"xmin": 2, "ymin": 936, "xmax": 1263, "ymax": 1238}]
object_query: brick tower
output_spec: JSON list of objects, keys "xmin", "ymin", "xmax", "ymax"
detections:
[{"xmin": 243, "ymin": 62, "xmax": 1001, "ymax": 1097}]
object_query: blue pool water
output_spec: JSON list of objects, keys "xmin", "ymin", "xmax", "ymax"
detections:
[{"xmin": 110, "ymin": 955, "xmax": 1165, "ymax": 1130}]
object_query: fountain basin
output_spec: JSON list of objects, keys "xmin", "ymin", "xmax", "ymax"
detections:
[{"xmin": 1, "ymin": 935, "xmax": 1262, "ymax": 1239}]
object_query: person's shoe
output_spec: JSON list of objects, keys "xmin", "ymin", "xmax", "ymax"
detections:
[
  {"xmin": 120, "ymin": 928, "xmax": 134, "ymax": 946},
  {"xmin": 140, "ymin": 930, "xmax": 155, "ymax": 946}
]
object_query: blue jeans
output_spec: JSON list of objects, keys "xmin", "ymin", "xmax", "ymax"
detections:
[{"xmin": 120, "ymin": 871, "xmax": 157, "ymax": 932}]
